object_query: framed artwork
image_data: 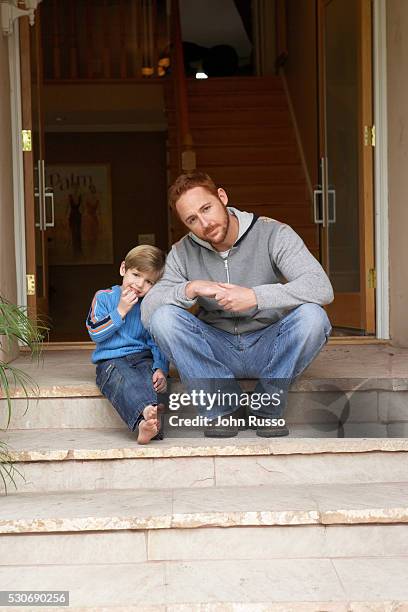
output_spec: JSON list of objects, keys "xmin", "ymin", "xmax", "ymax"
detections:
[{"xmin": 45, "ymin": 164, "xmax": 113, "ymax": 265}]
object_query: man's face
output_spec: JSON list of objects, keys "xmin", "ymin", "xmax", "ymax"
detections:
[{"xmin": 175, "ymin": 186, "xmax": 230, "ymax": 246}]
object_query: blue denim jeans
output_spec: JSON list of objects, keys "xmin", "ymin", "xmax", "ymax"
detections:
[
  {"xmin": 149, "ymin": 303, "xmax": 332, "ymax": 420},
  {"xmin": 96, "ymin": 350, "xmax": 158, "ymax": 432}
]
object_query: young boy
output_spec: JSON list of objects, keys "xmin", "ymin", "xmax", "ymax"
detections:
[{"xmin": 86, "ymin": 245, "xmax": 168, "ymax": 444}]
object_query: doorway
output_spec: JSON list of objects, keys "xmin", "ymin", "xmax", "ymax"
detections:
[
  {"xmin": 316, "ymin": 0, "xmax": 375, "ymax": 335},
  {"xmin": 19, "ymin": 3, "xmax": 168, "ymax": 341},
  {"xmin": 18, "ymin": 0, "xmax": 379, "ymax": 341}
]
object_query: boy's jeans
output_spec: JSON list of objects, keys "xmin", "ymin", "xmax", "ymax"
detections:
[
  {"xmin": 149, "ymin": 303, "xmax": 332, "ymax": 420},
  {"xmin": 96, "ymin": 350, "xmax": 158, "ymax": 431}
]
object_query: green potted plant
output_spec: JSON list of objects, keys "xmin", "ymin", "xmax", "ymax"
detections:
[{"xmin": 0, "ymin": 296, "xmax": 47, "ymax": 493}]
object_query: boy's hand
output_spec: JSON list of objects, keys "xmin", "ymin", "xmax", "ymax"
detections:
[
  {"xmin": 152, "ymin": 368, "xmax": 167, "ymax": 392},
  {"xmin": 117, "ymin": 287, "xmax": 139, "ymax": 318}
]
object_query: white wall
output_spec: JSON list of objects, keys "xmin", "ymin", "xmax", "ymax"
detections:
[{"xmin": 387, "ymin": 0, "xmax": 408, "ymax": 346}]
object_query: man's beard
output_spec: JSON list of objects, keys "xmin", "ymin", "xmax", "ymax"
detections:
[{"xmin": 205, "ymin": 208, "xmax": 230, "ymax": 245}]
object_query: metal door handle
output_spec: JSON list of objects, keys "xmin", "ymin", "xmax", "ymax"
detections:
[
  {"xmin": 328, "ymin": 188, "xmax": 336, "ymax": 224},
  {"xmin": 35, "ymin": 161, "xmax": 45, "ymax": 230},
  {"xmin": 45, "ymin": 188, "xmax": 55, "ymax": 228},
  {"xmin": 40, "ymin": 159, "xmax": 46, "ymax": 231},
  {"xmin": 313, "ymin": 186, "xmax": 323, "ymax": 224},
  {"xmin": 34, "ymin": 183, "xmax": 55, "ymax": 229},
  {"xmin": 34, "ymin": 188, "xmax": 40, "ymax": 228},
  {"xmin": 321, "ymin": 157, "xmax": 328, "ymax": 228}
]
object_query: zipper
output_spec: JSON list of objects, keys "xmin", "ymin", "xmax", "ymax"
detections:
[
  {"xmin": 223, "ymin": 257, "xmax": 238, "ymax": 335},
  {"xmin": 223, "ymin": 259, "xmax": 230, "ymax": 282}
]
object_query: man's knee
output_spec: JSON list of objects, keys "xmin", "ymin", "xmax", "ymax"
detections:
[
  {"xmin": 295, "ymin": 303, "xmax": 332, "ymax": 344},
  {"xmin": 149, "ymin": 305, "xmax": 199, "ymax": 345},
  {"xmin": 149, "ymin": 305, "xmax": 182, "ymax": 337}
]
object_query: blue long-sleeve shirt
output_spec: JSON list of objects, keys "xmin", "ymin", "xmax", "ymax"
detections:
[{"xmin": 86, "ymin": 285, "xmax": 169, "ymax": 371}]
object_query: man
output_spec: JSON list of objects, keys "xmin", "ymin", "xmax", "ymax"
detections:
[{"xmin": 141, "ymin": 172, "xmax": 333, "ymax": 438}]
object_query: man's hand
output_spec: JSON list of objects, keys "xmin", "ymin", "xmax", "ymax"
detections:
[
  {"xmin": 214, "ymin": 283, "xmax": 258, "ymax": 312},
  {"xmin": 152, "ymin": 368, "xmax": 167, "ymax": 393},
  {"xmin": 185, "ymin": 280, "xmax": 221, "ymax": 300},
  {"xmin": 117, "ymin": 287, "xmax": 139, "ymax": 319}
]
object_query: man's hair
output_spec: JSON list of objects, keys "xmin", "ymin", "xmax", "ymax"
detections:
[
  {"xmin": 168, "ymin": 172, "xmax": 219, "ymax": 210},
  {"xmin": 124, "ymin": 245, "xmax": 165, "ymax": 274}
]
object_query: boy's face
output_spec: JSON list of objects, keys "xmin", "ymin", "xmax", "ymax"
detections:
[{"xmin": 119, "ymin": 264, "xmax": 159, "ymax": 298}]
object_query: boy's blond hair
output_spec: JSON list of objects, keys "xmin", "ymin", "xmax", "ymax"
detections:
[{"xmin": 124, "ymin": 245, "xmax": 166, "ymax": 275}]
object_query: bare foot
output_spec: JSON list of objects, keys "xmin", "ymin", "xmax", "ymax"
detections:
[
  {"xmin": 137, "ymin": 418, "xmax": 158, "ymax": 445},
  {"xmin": 143, "ymin": 404, "xmax": 157, "ymax": 421}
]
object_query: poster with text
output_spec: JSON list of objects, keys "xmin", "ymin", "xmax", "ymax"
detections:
[{"xmin": 46, "ymin": 164, "xmax": 113, "ymax": 265}]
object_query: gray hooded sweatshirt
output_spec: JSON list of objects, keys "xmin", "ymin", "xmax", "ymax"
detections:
[{"xmin": 141, "ymin": 207, "xmax": 334, "ymax": 335}]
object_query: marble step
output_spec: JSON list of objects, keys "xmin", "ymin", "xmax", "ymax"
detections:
[
  {"xmin": 3, "ymin": 429, "xmax": 408, "ymax": 493},
  {"xmin": 6, "ymin": 428, "xmax": 408, "ymax": 460},
  {"xmin": 1, "ymin": 557, "xmax": 408, "ymax": 608},
  {"xmin": 0, "ymin": 605, "xmax": 400, "ymax": 612},
  {"xmin": 2, "ymin": 388, "xmax": 405, "ymax": 430},
  {"xmin": 3, "ymin": 524, "xmax": 408, "ymax": 566},
  {"xmin": 1, "ymin": 481, "xmax": 408, "ymax": 534},
  {"xmin": 9, "ymin": 346, "xmax": 408, "ymax": 400}
]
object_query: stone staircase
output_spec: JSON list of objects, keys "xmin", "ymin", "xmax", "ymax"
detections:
[{"xmin": 1, "ymin": 346, "xmax": 408, "ymax": 609}]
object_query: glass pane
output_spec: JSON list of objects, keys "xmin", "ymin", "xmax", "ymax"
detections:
[
  {"xmin": 179, "ymin": 0, "xmax": 254, "ymax": 76},
  {"xmin": 325, "ymin": 0, "xmax": 360, "ymax": 293},
  {"xmin": 30, "ymin": 19, "xmax": 46, "ymax": 300}
]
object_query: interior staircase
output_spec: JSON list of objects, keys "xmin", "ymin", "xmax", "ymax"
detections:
[
  {"xmin": 0, "ymin": 347, "xmax": 408, "ymax": 609},
  {"xmin": 166, "ymin": 76, "xmax": 318, "ymax": 259}
]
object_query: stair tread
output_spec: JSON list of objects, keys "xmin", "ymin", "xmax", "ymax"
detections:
[
  {"xmin": 1, "ymin": 558, "xmax": 408, "ymax": 607},
  {"xmin": 3, "ymin": 428, "xmax": 408, "ymax": 462},
  {"xmin": 1, "ymin": 481, "xmax": 408, "ymax": 533},
  {"xmin": 4, "ymin": 344, "xmax": 408, "ymax": 399}
]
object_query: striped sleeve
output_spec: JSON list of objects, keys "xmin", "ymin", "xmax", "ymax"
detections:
[{"xmin": 86, "ymin": 289, "xmax": 124, "ymax": 343}]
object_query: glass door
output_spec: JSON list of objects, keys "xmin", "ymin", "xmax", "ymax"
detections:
[
  {"xmin": 316, "ymin": 0, "xmax": 375, "ymax": 334},
  {"xmin": 20, "ymin": 9, "xmax": 53, "ymax": 320}
]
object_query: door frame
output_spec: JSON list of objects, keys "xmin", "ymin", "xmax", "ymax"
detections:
[
  {"xmin": 316, "ymin": 0, "xmax": 375, "ymax": 333},
  {"xmin": 20, "ymin": 11, "xmax": 49, "ymax": 320},
  {"xmin": 373, "ymin": 0, "xmax": 390, "ymax": 340},
  {"xmin": 8, "ymin": 21, "xmax": 27, "ymax": 310},
  {"xmin": 7, "ymin": 1, "xmax": 391, "ymax": 340}
]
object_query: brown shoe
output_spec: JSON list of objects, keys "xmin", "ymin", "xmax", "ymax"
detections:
[
  {"xmin": 256, "ymin": 424, "xmax": 289, "ymax": 437},
  {"xmin": 235, "ymin": 405, "xmax": 249, "ymax": 431},
  {"xmin": 203, "ymin": 411, "xmax": 239, "ymax": 438},
  {"xmin": 248, "ymin": 411, "xmax": 289, "ymax": 437},
  {"xmin": 204, "ymin": 424, "xmax": 239, "ymax": 437}
]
